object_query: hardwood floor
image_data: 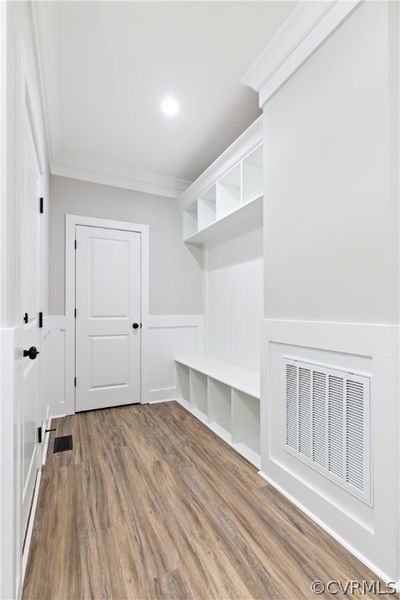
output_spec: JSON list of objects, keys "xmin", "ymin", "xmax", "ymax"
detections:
[{"xmin": 23, "ymin": 402, "xmax": 395, "ymax": 600}]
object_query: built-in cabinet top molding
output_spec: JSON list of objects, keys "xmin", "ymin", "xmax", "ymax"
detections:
[
  {"xmin": 242, "ymin": 0, "xmax": 361, "ymax": 107},
  {"xmin": 177, "ymin": 116, "xmax": 263, "ymax": 211}
]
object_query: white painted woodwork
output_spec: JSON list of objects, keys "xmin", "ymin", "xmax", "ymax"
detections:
[
  {"xmin": 20, "ymin": 102, "xmax": 42, "ymax": 553},
  {"xmin": 175, "ymin": 355, "xmax": 259, "ymax": 399},
  {"xmin": 147, "ymin": 315, "xmax": 204, "ymax": 404},
  {"xmin": 205, "ymin": 227, "xmax": 263, "ymax": 374},
  {"xmin": 46, "ymin": 314, "xmax": 204, "ymax": 414},
  {"xmin": 208, "ymin": 378, "xmax": 231, "ymax": 436},
  {"xmin": 241, "ymin": 1, "xmax": 361, "ymax": 106},
  {"xmin": 178, "ymin": 116, "xmax": 263, "ymax": 210},
  {"xmin": 216, "ymin": 164, "xmax": 241, "ymax": 219},
  {"xmin": 75, "ymin": 226, "xmax": 141, "ymax": 411},
  {"xmin": 231, "ymin": 389, "xmax": 260, "ymax": 464},
  {"xmin": 175, "ymin": 356, "xmax": 260, "ymax": 468},
  {"xmin": 242, "ymin": 145, "xmax": 263, "ymax": 204},
  {"xmin": 180, "ymin": 124, "xmax": 264, "ymax": 246}
]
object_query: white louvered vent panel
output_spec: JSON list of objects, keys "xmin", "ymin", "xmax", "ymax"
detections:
[
  {"xmin": 286, "ymin": 363, "xmax": 298, "ymax": 450},
  {"xmin": 284, "ymin": 358, "xmax": 371, "ymax": 504},
  {"xmin": 298, "ymin": 368, "xmax": 311, "ymax": 458},
  {"xmin": 328, "ymin": 375, "xmax": 344, "ymax": 478},
  {"xmin": 346, "ymin": 380, "xmax": 364, "ymax": 491},
  {"xmin": 312, "ymin": 371, "xmax": 326, "ymax": 467}
]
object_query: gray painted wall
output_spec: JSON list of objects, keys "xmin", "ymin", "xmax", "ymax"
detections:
[
  {"xmin": 49, "ymin": 175, "xmax": 203, "ymax": 315},
  {"xmin": 262, "ymin": 1, "xmax": 397, "ymax": 324}
]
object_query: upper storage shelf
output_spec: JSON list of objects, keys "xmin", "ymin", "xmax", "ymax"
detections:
[{"xmin": 178, "ymin": 117, "xmax": 263, "ymax": 245}]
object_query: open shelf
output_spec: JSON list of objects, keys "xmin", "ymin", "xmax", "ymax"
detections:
[
  {"xmin": 176, "ymin": 363, "xmax": 190, "ymax": 409},
  {"xmin": 232, "ymin": 389, "xmax": 260, "ymax": 467},
  {"xmin": 181, "ymin": 138, "xmax": 263, "ymax": 246},
  {"xmin": 184, "ymin": 195, "xmax": 262, "ymax": 246},
  {"xmin": 208, "ymin": 378, "xmax": 232, "ymax": 442},
  {"xmin": 242, "ymin": 144, "xmax": 263, "ymax": 205},
  {"xmin": 190, "ymin": 369, "xmax": 208, "ymax": 422},
  {"xmin": 198, "ymin": 185, "xmax": 216, "ymax": 231},
  {"xmin": 175, "ymin": 355, "xmax": 260, "ymax": 468},
  {"xmin": 216, "ymin": 164, "xmax": 241, "ymax": 220},
  {"xmin": 183, "ymin": 202, "xmax": 198, "ymax": 239},
  {"xmin": 175, "ymin": 355, "xmax": 259, "ymax": 399}
]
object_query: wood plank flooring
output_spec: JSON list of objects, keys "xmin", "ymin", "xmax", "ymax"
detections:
[{"xmin": 23, "ymin": 402, "xmax": 395, "ymax": 599}]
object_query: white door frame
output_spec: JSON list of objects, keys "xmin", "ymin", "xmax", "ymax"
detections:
[{"xmin": 65, "ymin": 215, "xmax": 149, "ymax": 413}]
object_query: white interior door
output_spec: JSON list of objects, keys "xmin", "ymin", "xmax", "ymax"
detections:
[
  {"xmin": 20, "ymin": 105, "xmax": 42, "ymax": 549},
  {"xmin": 75, "ymin": 225, "xmax": 142, "ymax": 411}
]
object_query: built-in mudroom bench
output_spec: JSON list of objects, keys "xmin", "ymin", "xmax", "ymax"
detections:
[
  {"xmin": 175, "ymin": 355, "xmax": 260, "ymax": 468},
  {"xmin": 175, "ymin": 116, "xmax": 263, "ymax": 470}
]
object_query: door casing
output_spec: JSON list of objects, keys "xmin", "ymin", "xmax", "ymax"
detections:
[{"xmin": 65, "ymin": 215, "xmax": 149, "ymax": 413}]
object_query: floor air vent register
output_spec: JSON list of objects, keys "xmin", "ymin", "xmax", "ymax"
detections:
[{"xmin": 53, "ymin": 435, "xmax": 73, "ymax": 453}]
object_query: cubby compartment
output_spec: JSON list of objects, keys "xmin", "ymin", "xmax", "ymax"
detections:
[
  {"xmin": 216, "ymin": 164, "xmax": 241, "ymax": 219},
  {"xmin": 183, "ymin": 201, "xmax": 198, "ymax": 239},
  {"xmin": 190, "ymin": 369, "xmax": 208, "ymax": 422},
  {"xmin": 176, "ymin": 363, "xmax": 190, "ymax": 409},
  {"xmin": 208, "ymin": 378, "xmax": 232, "ymax": 442},
  {"xmin": 242, "ymin": 144, "xmax": 263, "ymax": 205},
  {"xmin": 175, "ymin": 356, "xmax": 260, "ymax": 468},
  {"xmin": 232, "ymin": 389, "xmax": 260, "ymax": 466},
  {"xmin": 198, "ymin": 185, "xmax": 216, "ymax": 231}
]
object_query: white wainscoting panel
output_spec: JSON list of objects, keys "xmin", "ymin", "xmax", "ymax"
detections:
[
  {"xmin": 260, "ymin": 319, "xmax": 399, "ymax": 586},
  {"xmin": 46, "ymin": 314, "xmax": 204, "ymax": 412},
  {"xmin": 46, "ymin": 316, "xmax": 69, "ymax": 417},
  {"xmin": 147, "ymin": 315, "xmax": 204, "ymax": 403},
  {"xmin": 205, "ymin": 227, "xmax": 262, "ymax": 373}
]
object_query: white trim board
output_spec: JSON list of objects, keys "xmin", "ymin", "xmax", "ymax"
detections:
[
  {"xmin": 65, "ymin": 215, "xmax": 150, "ymax": 414},
  {"xmin": 52, "ymin": 162, "xmax": 191, "ymax": 200},
  {"xmin": 241, "ymin": 0, "xmax": 361, "ymax": 106}
]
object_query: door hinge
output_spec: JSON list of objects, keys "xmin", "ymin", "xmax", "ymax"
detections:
[
  {"xmin": 38, "ymin": 312, "xmax": 43, "ymax": 328},
  {"xmin": 37, "ymin": 426, "xmax": 42, "ymax": 444},
  {"xmin": 74, "ymin": 377, "xmax": 77, "ymax": 387},
  {"xmin": 23, "ymin": 312, "xmax": 28, "ymax": 324},
  {"xmin": 74, "ymin": 308, "xmax": 77, "ymax": 318},
  {"xmin": 74, "ymin": 239, "xmax": 77, "ymax": 250},
  {"xmin": 39, "ymin": 197, "xmax": 44, "ymax": 214}
]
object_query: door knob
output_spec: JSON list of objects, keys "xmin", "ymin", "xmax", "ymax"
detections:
[
  {"xmin": 23, "ymin": 346, "xmax": 40, "ymax": 360},
  {"xmin": 132, "ymin": 323, "xmax": 139, "ymax": 330}
]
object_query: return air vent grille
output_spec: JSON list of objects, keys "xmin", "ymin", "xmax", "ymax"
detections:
[{"xmin": 284, "ymin": 358, "xmax": 371, "ymax": 504}]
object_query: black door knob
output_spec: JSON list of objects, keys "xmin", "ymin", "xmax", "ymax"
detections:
[
  {"xmin": 132, "ymin": 323, "xmax": 139, "ymax": 329},
  {"xmin": 23, "ymin": 346, "xmax": 40, "ymax": 360}
]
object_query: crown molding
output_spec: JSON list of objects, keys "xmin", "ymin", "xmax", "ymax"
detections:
[
  {"xmin": 242, "ymin": 0, "xmax": 362, "ymax": 107},
  {"xmin": 51, "ymin": 161, "xmax": 191, "ymax": 199},
  {"xmin": 177, "ymin": 115, "xmax": 262, "ymax": 210}
]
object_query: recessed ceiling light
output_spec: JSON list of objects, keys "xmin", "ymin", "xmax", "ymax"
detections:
[{"xmin": 161, "ymin": 96, "xmax": 179, "ymax": 117}]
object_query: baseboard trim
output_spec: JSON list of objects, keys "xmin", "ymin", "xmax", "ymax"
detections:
[
  {"xmin": 20, "ymin": 467, "xmax": 42, "ymax": 596},
  {"xmin": 149, "ymin": 398, "xmax": 176, "ymax": 404},
  {"xmin": 257, "ymin": 470, "xmax": 399, "ymax": 590},
  {"xmin": 147, "ymin": 386, "xmax": 177, "ymax": 403}
]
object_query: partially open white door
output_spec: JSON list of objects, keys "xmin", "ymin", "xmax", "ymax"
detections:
[
  {"xmin": 75, "ymin": 225, "xmax": 142, "ymax": 411},
  {"xmin": 20, "ymin": 104, "xmax": 42, "ymax": 549}
]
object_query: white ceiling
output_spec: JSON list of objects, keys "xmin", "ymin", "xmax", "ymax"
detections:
[{"xmin": 34, "ymin": 1, "xmax": 296, "ymax": 193}]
